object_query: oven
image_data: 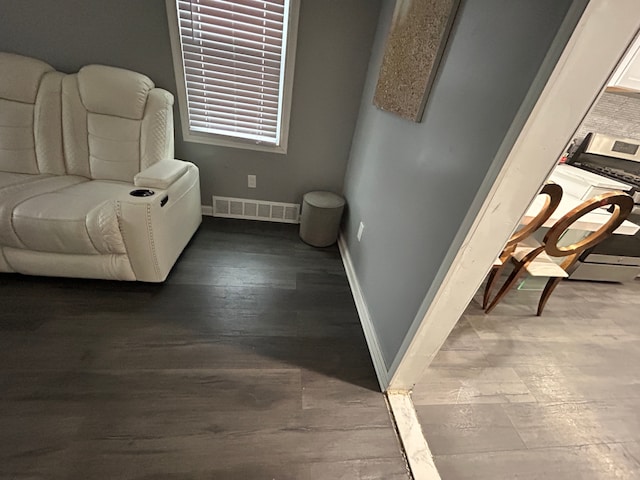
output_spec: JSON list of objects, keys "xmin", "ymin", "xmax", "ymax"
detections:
[{"xmin": 565, "ymin": 132, "xmax": 640, "ymax": 282}]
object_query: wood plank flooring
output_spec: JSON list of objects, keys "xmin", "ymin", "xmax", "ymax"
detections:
[
  {"xmin": 413, "ymin": 277, "xmax": 640, "ymax": 480},
  {"xmin": 0, "ymin": 217, "xmax": 409, "ymax": 480}
]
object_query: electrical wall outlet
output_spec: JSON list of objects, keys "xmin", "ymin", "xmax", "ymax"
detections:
[
  {"xmin": 357, "ymin": 221, "xmax": 365, "ymax": 241},
  {"xmin": 248, "ymin": 174, "xmax": 257, "ymax": 188}
]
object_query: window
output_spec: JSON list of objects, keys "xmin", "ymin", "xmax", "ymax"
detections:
[{"xmin": 166, "ymin": 0, "xmax": 299, "ymax": 153}]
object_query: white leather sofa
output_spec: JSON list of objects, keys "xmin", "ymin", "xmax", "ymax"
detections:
[{"xmin": 0, "ymin": 52, "xmax": 201, "ymax": 282}]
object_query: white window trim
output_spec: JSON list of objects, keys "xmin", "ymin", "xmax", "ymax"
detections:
[{"xmin": 165, "ymin": 0, "xmax": 300, "ymax": 154}]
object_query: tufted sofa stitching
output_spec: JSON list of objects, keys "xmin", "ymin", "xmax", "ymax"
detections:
[
  {"xmin": 91, "ymin": 200, "xmax": 126, "ymax": 254},
  {"xmin": 145, "ymin": 203, "xmax": 161, "ymax": 278},
  {"xmin": 140, "ymin": 99, "xmax": 170, "ymax": 171},
  {"xmin": 83, "ymin": 217, "xmax": 101, "ymax": 255}
]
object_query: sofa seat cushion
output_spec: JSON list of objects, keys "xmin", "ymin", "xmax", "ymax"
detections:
[
  {"xmin": 11, "ymin": 180, "xmax": 134, "ymax": 255},
  {"xmin": 0, "ymin": 172, "xmax": 47, "ymax": 189},
  {"xmin": 0, "ymin": 175, "xmax": 88, "ymax": 248}
]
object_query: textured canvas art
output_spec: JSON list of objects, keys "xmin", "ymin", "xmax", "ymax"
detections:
[{"xmin": 374, "ymin": 0, "xmax": 460, "ymax": 122}]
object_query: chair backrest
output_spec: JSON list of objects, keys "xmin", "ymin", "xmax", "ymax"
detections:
[
  {"xmin": 506, "ymin": 182, "xmax": 563, "ymax": 248},
  {"xmin": 61, "ymin": 65, "xmax": 175, "ymax": 182},
  {"xmin": 543, "ymin": 191, "xmax": 634, "ymax": 258}
]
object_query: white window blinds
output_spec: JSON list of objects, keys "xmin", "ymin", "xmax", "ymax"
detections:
[{"xmin": 175, "ymin": 0, "xmax": 290, "ymax": 145}]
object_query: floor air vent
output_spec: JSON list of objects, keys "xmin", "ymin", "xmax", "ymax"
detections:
[{"xmin": 212, "ymin": 196, "xmax": 300, "ymax": 224}]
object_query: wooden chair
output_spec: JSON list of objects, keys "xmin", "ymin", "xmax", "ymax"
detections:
[
  {"xmin": 482, "ymin": 182, "xmax": 563, "ymax": 310},
  {"xmin": 484, "ymin": 191, "xmax": 635, "ymax": 316}
]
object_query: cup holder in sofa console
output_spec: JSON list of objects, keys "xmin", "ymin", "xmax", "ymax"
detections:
[{"xmin": 130, "ymin": 189, "xmax": 155, "ymax": 197}]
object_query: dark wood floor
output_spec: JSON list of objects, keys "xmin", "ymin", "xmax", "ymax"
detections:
[
  {"xmin": 0, "ymin": 217, "xmax": 409, "ymax": 479},
  {"xmin": 413, "ymin": 276, "xmax": 640, "ymax": 479}
]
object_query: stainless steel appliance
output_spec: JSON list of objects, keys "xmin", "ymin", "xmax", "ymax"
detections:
[{"xmin": 566, "ymin": 133, "xmax": 640, "ymax": 282}]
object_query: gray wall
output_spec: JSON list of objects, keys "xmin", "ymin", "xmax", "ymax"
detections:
[
  {"xmin": 342, "ymin": 0, "xmax": 582, "ymax": 368},
  {"xmin": 0, "ymin": 0, "xmax": 381, "ymax": 204}
]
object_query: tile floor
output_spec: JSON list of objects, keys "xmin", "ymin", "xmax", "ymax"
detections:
[{"xmin": 413, "ymin": 277, "xmax": 640, "ymax": 480}]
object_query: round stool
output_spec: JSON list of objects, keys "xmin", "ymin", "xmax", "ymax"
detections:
[{"xmin": 299, "ymin": 191, "xmax": 345, "ymax": 247}]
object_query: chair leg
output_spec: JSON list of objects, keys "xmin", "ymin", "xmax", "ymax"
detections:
[
  {"xmin": 536, "ymin": 277, "xmax": 563, "ymax": 316},
  {"xmin": 484, "ymin": 262, "xmax": 528, "ymax": 314},
  {"xmin": 482, "ymin": 266, "xmax": 500, "ymax": 310}
]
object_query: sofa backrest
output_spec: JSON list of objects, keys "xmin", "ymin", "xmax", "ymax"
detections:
[
  {"xmin": 0, "ymin": 52, "xmax": 174, "ymax": 182},
  {"xmin": 62, "ymin": 64, "xmax": 175, "ymax": 182},
  {"xmin": 0, "ymin": 52, "xmax": 66, "ymax": 175}
]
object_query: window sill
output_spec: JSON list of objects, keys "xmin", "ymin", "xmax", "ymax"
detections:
[{"xmin": 181, "ymin": 129, "xmax": 288, "ymax": 154}]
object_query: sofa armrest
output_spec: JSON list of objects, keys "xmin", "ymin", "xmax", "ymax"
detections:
[
  {"xmin": 134, "ymin": 159, "xmax": 188, "ymax": 190},
  {"xmin": 117, "ymin": 162, "xmax": 201, "ymax": 282}
]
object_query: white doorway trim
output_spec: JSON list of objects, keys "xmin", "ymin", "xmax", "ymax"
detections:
[
  {"xmin": 387, "ymin": 392, "xmax": 441, "ymax": 480},
  {"xmin": 387, "ymin": 0, "xmax": 640, "ymax": 391}
]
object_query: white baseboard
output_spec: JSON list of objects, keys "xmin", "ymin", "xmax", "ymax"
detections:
[
  {"xmin": 201, "ymin": 205, "xmax": 213, "ymax": 216},
  {"xmin": 338, "ymin": 235, "xmax": 441, "ymax": 479},
  {"xmin": 337, "ymin": 233, "xmax": 390, "ymax": 390},
  {"xmin": 387, "ymin": 392, "xmax": 441, "ymax": 480}
]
